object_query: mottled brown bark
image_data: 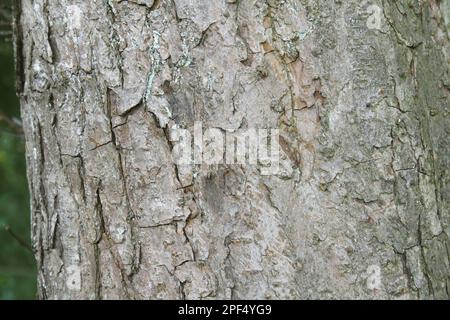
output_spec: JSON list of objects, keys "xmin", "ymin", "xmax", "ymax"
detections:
[{"xmin": 18, "ymin": 0, "xmax": 449, "ymax": 299}]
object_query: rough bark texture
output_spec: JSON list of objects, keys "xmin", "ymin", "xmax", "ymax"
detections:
[{"xmin": 17, "ymin": 0, "xmax": 449, "ymax": 299}]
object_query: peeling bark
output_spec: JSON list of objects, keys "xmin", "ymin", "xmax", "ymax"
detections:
[{"xmin": 18, "ymin": 0, "xmax": 449, "ymax": 299}]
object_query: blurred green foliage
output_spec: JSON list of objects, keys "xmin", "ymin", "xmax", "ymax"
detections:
[{"xmin": 0, "ymin": 0, "xmax": 36, "ymax": 300}]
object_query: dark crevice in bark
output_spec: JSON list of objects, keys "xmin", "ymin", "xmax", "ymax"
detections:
[{"xmin": 13, "ymin": 0, "xmax": 24, "ymax": 95}]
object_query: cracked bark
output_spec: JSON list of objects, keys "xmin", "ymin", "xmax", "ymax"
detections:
[{"xmin": 17, "ymin": 0, "xmax": 449, "ymax": 299}]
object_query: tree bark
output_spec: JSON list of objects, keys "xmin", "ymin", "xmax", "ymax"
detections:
[{"xmin": 17, "ymin": 0, "xmax": 449, "ymax": 299}]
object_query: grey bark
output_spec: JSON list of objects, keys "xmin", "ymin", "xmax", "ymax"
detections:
[{"xmin": 17, "ymin": 0, "xmax": 449, "ymax": 299}]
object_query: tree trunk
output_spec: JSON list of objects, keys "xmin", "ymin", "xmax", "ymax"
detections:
[{"xmin": 17, "ymin": 0, "xmax": 449, "ymax": 299}]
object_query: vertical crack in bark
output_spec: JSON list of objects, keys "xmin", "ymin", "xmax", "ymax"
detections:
[
  {"xmin": 105, "ymin": 88, "xmax": 139, "ymax": 298},
  {"xmin": 13, "ymin": 0, "xmax": 24, "ymax": 95}
]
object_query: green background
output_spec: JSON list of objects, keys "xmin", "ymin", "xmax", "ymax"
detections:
[{"xmin": 0, "ymin": 0, "xmax": 36, "ymax": 300}]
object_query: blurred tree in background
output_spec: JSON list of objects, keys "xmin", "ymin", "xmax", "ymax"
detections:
[{"xmin": 0, "ymin": 0, "xmax": 36, "ymax": 299}]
